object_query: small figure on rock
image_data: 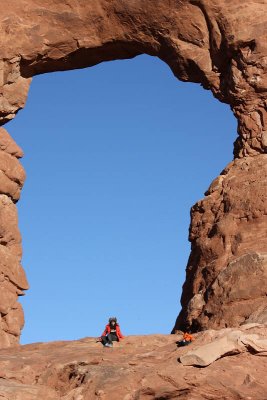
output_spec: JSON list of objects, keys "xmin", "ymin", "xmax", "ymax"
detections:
[
  {"xmin": 177, "ymin": 331, "xmax": 194, "ymax": 347},
  {"xmin": 99, "ymin": 317, "xmax": 124, "ymax": 347}
]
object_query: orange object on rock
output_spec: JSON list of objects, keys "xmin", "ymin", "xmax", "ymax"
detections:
[{"xmin": 183, "ymin": 332, "xmax": 194, "ymax": 342}]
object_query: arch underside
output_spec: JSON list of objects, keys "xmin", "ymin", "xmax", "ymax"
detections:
[{"xmin": 0, "ymin": 0, "xmax": 266, "ymax": 346}]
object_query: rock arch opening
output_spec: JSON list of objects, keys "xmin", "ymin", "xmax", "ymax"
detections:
[
  {"xmin": 0, "ymin": 0, "xmax": 266, "ymax": 347},
  {"xmin": 8, "ymin": 54, "xmax": 236, "ymax": 343}
]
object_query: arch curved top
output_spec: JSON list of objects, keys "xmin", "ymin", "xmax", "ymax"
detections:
[{"xmin": 0, "ymin": 0, "xmax": 266, "ymax": 157}]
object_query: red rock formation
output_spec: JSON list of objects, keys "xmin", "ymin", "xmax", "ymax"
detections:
[
  {"xmin": 0, "ymin": 128, "xmax": 28, "ymax": 348},
  {"xmin": 0, "ymin": 1, "xmax": 266, "ymax": 155},
  {"xmin": 0, "ymin": 0, "xmax": 266, "ymax": 344},
  {"xmin": 0, "ymin": 328, "xmax": 267, "ymax": 399},
  {"xmin": 173, "ymin": 155, "xmax": 267, "ymax": 332}
]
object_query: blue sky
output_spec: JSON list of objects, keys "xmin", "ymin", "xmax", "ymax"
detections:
[{"xmin": 7, "ymin": 55, "xmax": 236, "ymax": 344}]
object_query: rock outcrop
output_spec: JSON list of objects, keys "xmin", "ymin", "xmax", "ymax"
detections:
[
  {"xmin": 0, "ymin": 327, "xmax": 267, "ymax": 399},
  {"xmin": 0, "ymin": 128, "xmax": 28, "ymax": 348},
  {"xmin": 179, "ymin": 325, "xmax": 267, "ymax": 367},
  {"xmin": 0, "ymin": 0, "xmax": 266, "ymax": 343},
  {"xmin": 173, "ymin": 155, "xmax": 267, "ymax": 332}
]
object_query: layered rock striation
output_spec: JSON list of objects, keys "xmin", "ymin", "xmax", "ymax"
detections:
[{"xmin": 0, "ymin": 0, "xmax": 266, "ymax": 344}]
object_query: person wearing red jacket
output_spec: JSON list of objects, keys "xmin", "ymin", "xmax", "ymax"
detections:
[{"xmin": 99, "ymin": 317, "xmax": 124, "ymax": 347}]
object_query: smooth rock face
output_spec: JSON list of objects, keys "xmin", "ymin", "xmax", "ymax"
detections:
[
  {"xmin": 0, "ymin": 0, "xmax": 266, "ymax": 344},
  {"xmin": 0, "ymin": 329, "xmax": 267, "ymax": 400}
]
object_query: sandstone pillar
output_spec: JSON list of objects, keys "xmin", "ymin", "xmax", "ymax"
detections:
[
  {"xmin": 173, "ymin": 154, "xmax": 267, "ymax": 332},
  {"xmin": 0, "ymin": 128, "xmax": 28, "ymax": 347}
]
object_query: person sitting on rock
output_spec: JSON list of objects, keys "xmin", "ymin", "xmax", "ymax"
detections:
[
  {"xmin": 99, "ymin": 317, "xmax": 124, "ymax": 347},
  {"xmin": 177, "ymin": 331, "xmax": 194, "ymax": 347}
]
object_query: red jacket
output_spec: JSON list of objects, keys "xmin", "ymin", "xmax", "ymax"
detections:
[{"xmin": 101, "ymin": 324, "xmax": 124, "ymax": 340}]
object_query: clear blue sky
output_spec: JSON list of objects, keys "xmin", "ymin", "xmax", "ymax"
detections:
[{"xmin": 8, "ymin": 55, "xmax": 236, "ymax": 344}]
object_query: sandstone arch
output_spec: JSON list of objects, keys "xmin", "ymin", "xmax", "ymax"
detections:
[{"xmin": 0, "ymin": 0, "xmax": 266, "ymax": 346}]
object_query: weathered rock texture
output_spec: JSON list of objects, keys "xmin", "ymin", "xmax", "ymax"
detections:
[
  {"xmin": 0, "ymin": 128, "xmax": 28, "ymax": 348},
  {"xmin": 0, "ymin": 0, "xmax": 266, "ymax": 343},
  {"xmin": 173, "ymin": 155, "xmax": 267, "ymax": 332},
  {"xmin": 0, "ymin": 327, "xmax": 267, "ymax": 399}
]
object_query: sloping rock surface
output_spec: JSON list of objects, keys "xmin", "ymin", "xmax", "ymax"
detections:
[{"xmin": 0, "ymin": 328, "xmax": 267, "ymax": 400}]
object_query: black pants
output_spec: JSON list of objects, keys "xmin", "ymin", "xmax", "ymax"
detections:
[
  {"xmin": 177, "ymin": 339, "xmax": 191, "ymax": 347},
  {"xmin": 101, "ymin": 333, "xmax": 118, "ymax": 345}
]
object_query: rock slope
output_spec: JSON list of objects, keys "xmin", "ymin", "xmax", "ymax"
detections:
[{"xmin": 0, "ymin": 326, "xmax": 267, "ymax": 399}]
